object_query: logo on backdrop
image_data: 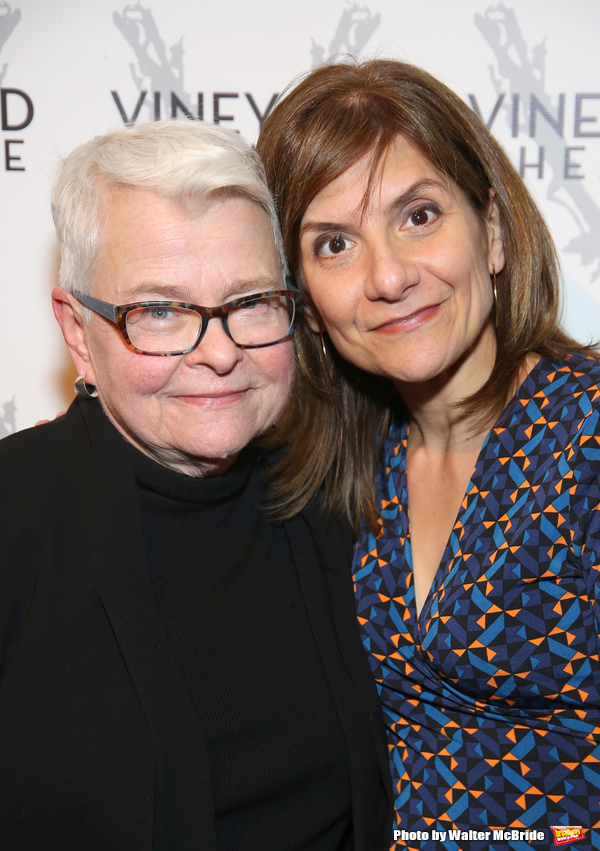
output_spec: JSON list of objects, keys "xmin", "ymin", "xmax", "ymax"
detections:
[
  {"xmin": 0, "ymin": 396, "xmax": 16, "ymax": 438},
  {"xmin": 109, "ymin": 2, "xmax": 598, "ymax": 280},
  {"xmin": 475, "ymin": 3, "xmax": 600, "ymax": 280},
  {"xmin": 112, "ymin": 2, "xmax": 278, "ymax": 131},
  {"xmin": 310, "ymin": 3, "xmax": 380, "ymax": 67},
  {"xmin": 0, "ymin": 1, "xmax": 33, "ymax": 172},
  {"xmin": 111, "ymin": 1, "xmax": 381, "ymax": 132},
  {"xmin": 0, "ymin": 0, "xmax": 19, "ymax": 85}
]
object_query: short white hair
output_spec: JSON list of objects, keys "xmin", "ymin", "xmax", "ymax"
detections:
[{"xmin": 52, "ymin": 120, "xmax": 287, "ymax": 295}]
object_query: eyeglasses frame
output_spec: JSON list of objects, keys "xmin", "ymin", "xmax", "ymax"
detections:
[{"xmin": 72, "ymin": 288, "xmax": 300, "ymax": 355}]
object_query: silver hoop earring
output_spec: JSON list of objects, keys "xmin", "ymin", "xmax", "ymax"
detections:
[
  {"xmin": 492, "ymin": 266, "xmax": 499, "ymax": 328},
  {"xmin": 319, "ymin": 332, "xmax": 333, "ymax": 382},
  {"xmin": 74, "ymin": 375, "xmax": 98, "ymax": 399}
]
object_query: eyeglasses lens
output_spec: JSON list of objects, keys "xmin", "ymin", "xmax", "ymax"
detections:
[
  {"xmin": 125, "ymin": 295, "xmax": 295, "ymax": 354},
  {"xmin": 126, "ymin": 305, "xmax": 199, "ymax": 354},
  {"xmin": 227, "ymin": 294, "xmax": 295, "ymax": 347}
]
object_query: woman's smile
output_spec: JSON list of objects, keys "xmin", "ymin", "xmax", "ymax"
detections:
[
  {"xmin": 172, "ymin": 388, "xmax": 250, "ymax": 406},
  {"xmin": 78, "ymin": 189, "xmax": 294, "ymax": 476},
  {"xmin": 300, "ymin": 134, "xmax": 505, "ymax": 392},
  {"xmin": 369, "ymin": 303, "xmax": 442, "ymax": 334}
]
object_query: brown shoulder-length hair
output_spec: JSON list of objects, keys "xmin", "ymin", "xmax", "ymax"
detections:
[{"xmin": 257, "ymin": 58, "xmax": 593, "ymax": 531}]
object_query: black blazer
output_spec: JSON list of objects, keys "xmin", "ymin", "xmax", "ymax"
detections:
[{"xmin": 0, "ymin": 399, "xmax": 392, "ymax": 850}]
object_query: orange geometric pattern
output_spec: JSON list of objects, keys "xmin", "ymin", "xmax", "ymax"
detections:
[{"xmin": 354, "ymin": 354, "xmax": 600, "ymax": 850}]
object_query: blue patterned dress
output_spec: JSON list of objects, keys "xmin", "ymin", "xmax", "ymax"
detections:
[{"xmin": 353, "ymin": 354, "xmax": 600, "ymax": 850}]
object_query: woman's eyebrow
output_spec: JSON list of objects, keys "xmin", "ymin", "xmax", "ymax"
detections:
[
  {"xmin": 383, "ymin": 178, "xmax": 448, "ymax": 218},
  {"xmin": 121, "ymin": 282, "xmax": 195, "ymax": 301},
  {"xmin": 299, "ymin": 219, "xmax": 351, "ymax": 238},
  {"xmin": 218, "ymin": 277, "xmax": 281, "ymax": 300},
  {"xmin": 300, "ymin": 178, "xmax": 448, "ymax": 237},
  {"xmin": 119, "ymin": 278, "xmax": 280, "ymax": 303}
]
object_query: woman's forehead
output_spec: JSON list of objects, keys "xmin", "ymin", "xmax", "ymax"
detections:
[{"xmin": 302, "ymin": 137, "xmax": 448, "ymax": 222}]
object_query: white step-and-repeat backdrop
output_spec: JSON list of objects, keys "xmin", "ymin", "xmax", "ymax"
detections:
[{"xmin": 1, "ymin": 1, "xmax": 599, "ymax": 432}]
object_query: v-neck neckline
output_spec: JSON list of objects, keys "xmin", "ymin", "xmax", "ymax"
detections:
[{"xmin": 395, "ymin": 355, "xmax": 546, "ymax": 635}]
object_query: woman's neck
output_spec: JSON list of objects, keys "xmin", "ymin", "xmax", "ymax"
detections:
[
  {"xmin": 398, "ymin": 346, "xmax": 540, "ymax": 455},
  {"xmin": 395, "ymin": 328, "xmax": 497, "ymax": 454}
]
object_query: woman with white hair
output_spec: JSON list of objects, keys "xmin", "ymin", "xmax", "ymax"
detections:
[{"xmin": 0, "ymin": 121, "xmax": 391, "ymax": 850}]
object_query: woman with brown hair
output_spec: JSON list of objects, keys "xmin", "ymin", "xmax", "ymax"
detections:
[{"xmin": 258, "ymin": 59, "xmax": 600, "ymax": 845}]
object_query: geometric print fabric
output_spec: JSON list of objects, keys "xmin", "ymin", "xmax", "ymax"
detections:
[{"xmin": 353, "ymin": 354, "xmax": 600, "ymax": 850}]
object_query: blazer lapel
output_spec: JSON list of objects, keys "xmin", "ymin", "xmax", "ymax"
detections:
[
  {"xmin": 283, "ymin": 510, "xmax": 389, "ymax": 851},
  {"xmin": 77, "ymin": 400, "xmax": 217, "ymax": 851}
]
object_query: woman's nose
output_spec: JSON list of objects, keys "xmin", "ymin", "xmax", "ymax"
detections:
[
  {"xmin": 363, "ymin": 242, "xmax": 420, "ymax": 302},
  {"xmin": 183, "ymin": 316, "xmax": 242, "ymax": 373}
]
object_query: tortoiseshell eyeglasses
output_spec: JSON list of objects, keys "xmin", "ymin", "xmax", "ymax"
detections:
[{"xmin": 73, "ymin": 289, "xmax": 299, "ymax": 355}]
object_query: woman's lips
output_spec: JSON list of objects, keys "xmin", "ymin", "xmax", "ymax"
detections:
[
  {"xmin": 371, "ymin": 303, "xmax": 440, "ymax": 334},
  {"xmin": 173, "ymin": 390, "xmax": 248, "ymax": 406}
]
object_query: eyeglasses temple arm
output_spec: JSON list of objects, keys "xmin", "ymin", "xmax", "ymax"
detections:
[{"xmin": 73, "ymin": 291, "xmax": 118, "ymax": 323}]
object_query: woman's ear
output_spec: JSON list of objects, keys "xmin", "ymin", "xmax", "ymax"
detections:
[
  {"xmin": 486, "ymin": 190, "xmax": 505, "ymax": 275},
  {"xmin": 52, "ymin": 288, "xmax": 97, "ymax": 384},
  {"xmin": 303, "ymin": 303, "xmax": 324, "ymax": 333}
]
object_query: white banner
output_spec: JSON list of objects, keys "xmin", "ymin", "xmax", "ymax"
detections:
[{"xmin": 1, "ymin": 0, "xmax": 599, "ymax": 431}]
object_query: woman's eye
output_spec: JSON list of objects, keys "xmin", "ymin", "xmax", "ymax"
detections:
[
  {"xmin": 238, "ymin": 298, "xmax": 263, "ymax": 310},
  {"xmin": 317, "ymin": 235, "xmax": 352, "ymax": 257},
  {"xmin": 406, "ymin": 206, "xmax": 438, "ymax": 228},
  {"xmin": 148, "ymin": 307, "xmax": 173, "ymax": 321}
]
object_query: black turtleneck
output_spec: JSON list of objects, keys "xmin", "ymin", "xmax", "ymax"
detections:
[{"xmin": 129, "ymin": 445, "xmax": 353, "ymax": 851}]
